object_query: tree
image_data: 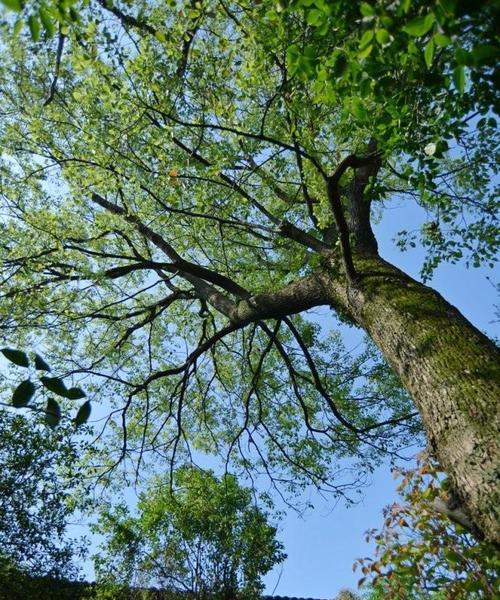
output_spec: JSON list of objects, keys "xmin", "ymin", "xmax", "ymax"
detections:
[
  {"xmin": 0, "ymin": 0, "xmax": 498, "ymax": 541},
  {"xmin": 0, "ymin": 407, "xmax": 85, "ymax": 579},
  {"xmin": 93, "ymin": 467, "xmax": 286, "ymax": 599},
  {"xmin": 356, "ymin": 456, "xmax": 500, "ymax": 599}
]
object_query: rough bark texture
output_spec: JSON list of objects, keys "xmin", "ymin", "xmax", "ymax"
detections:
[{"xmin": 323, "ymin": 253, "xmax": 500, "ymax": 543}]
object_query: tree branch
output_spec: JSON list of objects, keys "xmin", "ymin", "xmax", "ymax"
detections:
[{"xmin": 327, "ymin": 151, "xmax": 382, "ymax": 282}]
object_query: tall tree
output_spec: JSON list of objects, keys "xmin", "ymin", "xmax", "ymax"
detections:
[{"xmin": 0, "ymin": 0, "xmax": 498, "ymax": 541}]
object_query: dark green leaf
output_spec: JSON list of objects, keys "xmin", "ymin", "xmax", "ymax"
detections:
[
  {"xmin": 1, "ymin": 348, "xmax": 30, "ymax": 367},
  {"xmin": 453, "ymin": 65, "xmax": 465, "ymax": 94},
  {"xmin": 332, "ymin": 54, "xmax": 348, "ymax": 78},
  {"xmin": 34, "ymin": 354, "xmax": 51, "ymax": 371},
  {"xmin": 45, "ymin": 397, "xmax": 61, "ymax": 428},
  {"xmin": 74, "ymin": 400, "xmax": 91, "ymax": 426},
  {"xmin": 403, "ymin": 13, "xmax": 435, "ymax": 37},
  {"xmin": 471, "ymin": 44, "xmax": 499, "ymax": 65},
  {"xmin": 41, "ymin": 376, "xmax": 68, "ymax": 397},
  {"xmin": 12, "ymin": 379, "xmax": 35, "ymax": 407},
  {"xmin": 28, "ymin": 15, "xmax": 40, "ymax": 42},
  {"xmin": 438, "ymin": 0, "xmax": 457, "ymax": 17},
  {"xmin": 65, "ymin": 387, "xmax": 86, "ymax": 400}
]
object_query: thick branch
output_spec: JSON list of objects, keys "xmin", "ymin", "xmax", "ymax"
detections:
[
  {"xmin": 326, "ymin": 151, "xmax": 381, "ymax": 282},
  {"xmin": 347, "ymin": 140, "xmax": 381, "ymax": 254},
  {"xmin": 96, "ymin": 0, "xmax": 158, "ymax": 36},
  {"xmin": 90, "ymin": 193, "xmax": 247, "ymax": 300}
]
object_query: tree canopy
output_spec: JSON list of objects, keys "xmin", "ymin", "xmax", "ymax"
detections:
[
  {"xmin": 0, "ymin": 407, "xmax": 85, "ymax": 579},
  {"xmin": 357, "ymin": 457, "xmax": 500, "ymax": 599},
  {"xmin": 0, "ymin": 0, "xmax": 498, "ymax": 542},
  {"xmin": 94, "ymin": 466, "xmax": 285, "ymax": 599}
]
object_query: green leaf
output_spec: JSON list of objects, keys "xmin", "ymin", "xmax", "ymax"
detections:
[
  {"xmin": 453, "ymin": 64, "xmax": 465, "ymax": 94},
  {"xmin": 65, "ymin": 387, "xmax": 86, "ymax": 400},
  {"xmin": 454, "ymin": 46, "xmax": 472, "ymax": 66},
  {"xmin": 424, "ymin": 39, "xmax": 435, "ymax": 68},
  {"xmin": 154, "ymin": 30, "xmax": 166, "ymax": 42},
  {"xmin": 13, "ymin": 18, "xmax": 24, "ymax": 35},
  {"xmin": 359, "ymin": 2, "xmax": 375, "ymax": 17},
  {"xmin": 45, "ymin": 397, "xmax": 61, "ymax": 428},
  {"xmin": 471, "ymin": 44, "xmax": 499, "ymax": 65},
  {"xmin": 375, "ymin": 29, "xmax": 390, "ymax": 45},
  {"xmin": 358, "ymin": 44, "xmax": 373, "ymax": 59},
  {"xmin": 359, "ymin": 29, "xmax": 374, "ymax": 50},
  {"xmin": 351, "ymin": 97, "xmax": 368, "ymax": 121},
  {"xmin": 433, "ymin": 33, "xmax": 451, "ymax": 47},
  {"xmin": 306, "ymin": 8, "xmax": 323, "ymax": 26},
  {"xmin": 40, "ymin": 376, "xmax": 68, "ymax": 397},
  {"xmin": 1, "ymin": 348, "xmax": 30, "ymax": 367},
  {"xmin": 0, "ymin": 0, "xmax": 22, "ymax": 11},
  {"xmin": 402, "ymin": 13, "xmax": 435, "ymax": 37},
  {"xmin": 75, "ymin": 400, "xmax": 91, "ymax": 426},
  {"xmin": 39, "ymin": 6, "xmax": 55, "ymax": 38},
  {"xmin": 438, "ymin": 0, "xmax": 456, "ymax": 17},
  {"xmin": 28, "ymin": 15, "xmax": 40, "ymax": 42},
  {"xmin": 34, "ymin": 354, "xmax": 51, "ymax": 371},
  {"xmin": 286, "ymin": 43, "xmax": 301, "ymax": 75},
  {"xmin": 12, "ymin": 379, "xmax": 35, "ymax": 407}
]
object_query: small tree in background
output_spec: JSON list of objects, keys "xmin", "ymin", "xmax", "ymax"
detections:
[
  {"xmin": 356, "ymin": 456, "xmax": 499, "ymax": 599},
  {"xmin": 0, "ymin": 408, "xmax": 86, "ymax": 580},
  {"xmin": 94, "ymin": 466, "xmax": 286, "ymax": 600}
]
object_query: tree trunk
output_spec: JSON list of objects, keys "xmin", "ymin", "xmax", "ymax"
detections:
[{"xmin": 325, "ymin": 253, "xmax": 500, "ymax": 543}]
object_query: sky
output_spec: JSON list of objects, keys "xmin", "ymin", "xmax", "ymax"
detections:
[{"xmin": 260, "ymin": 197, "xmax": 499, "ymax": 598}]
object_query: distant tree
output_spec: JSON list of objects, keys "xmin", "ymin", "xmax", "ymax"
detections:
[
  {"xmin": 356, "ymin": 456, "xmax": 500, "ymax": 599},
  {"xmin": 0, "ymin": 407, "xmax": 86, "ymax": 579},
  {"xmin": 93, "ymin": 466, "xmax": 286, "ymax": 600}
]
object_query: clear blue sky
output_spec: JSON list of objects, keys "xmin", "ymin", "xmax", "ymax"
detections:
[
  {"xmin": 70, "ymin": 197, "xmax": 498, "ymax": 598},
  {"xmin": 261, "ymin": 198, "xmax": 499, "ymax": 598}
]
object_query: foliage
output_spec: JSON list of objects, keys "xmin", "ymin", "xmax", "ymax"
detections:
[
  {"xmin": 0, "ymin": 557, "xmax": 91, "ymax": 600},
  {"xmin": 355, "ymin": 457, "xmax": 500, "ymax": 599},
  {"xmin": 0, "ymin": 0, "xmax": 496, "ymax": 518},
  {"xmin": 276, "ymin": 0, "xmax": 499, "ymax": 279},
  {"xmin": 93, "ymin": 466, "xmax": 286, "ymax": 600},
  {"xmin": 0, "ymin": 407, "xmax": 87, "ymax": 579},
  {"xmin": 1, "ymin": 347, "xmax": 91, "ymax": 426},
  {"xmin": 0, "ymin": 0, "xmax": 426, "ymax": 500}
]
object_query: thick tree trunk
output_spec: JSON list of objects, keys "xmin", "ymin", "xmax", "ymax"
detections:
[{"xmin": 325, "ymin": 253, "xmax": 500, "ymax": 543}]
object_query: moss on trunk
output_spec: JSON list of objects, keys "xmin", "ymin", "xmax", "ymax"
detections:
[{"xmin": 325, "ymin": 254, "xmax": 500, "ymax": 543}]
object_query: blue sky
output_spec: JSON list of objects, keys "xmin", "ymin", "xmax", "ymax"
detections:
[{"xmin": 261, "ymin": 198, "xmax": 499, "ymax": 598}]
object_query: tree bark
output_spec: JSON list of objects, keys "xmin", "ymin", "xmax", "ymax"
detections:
[{"xmin": 323, "ymin": 252, "xmax": 500, "ymax": 543}]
